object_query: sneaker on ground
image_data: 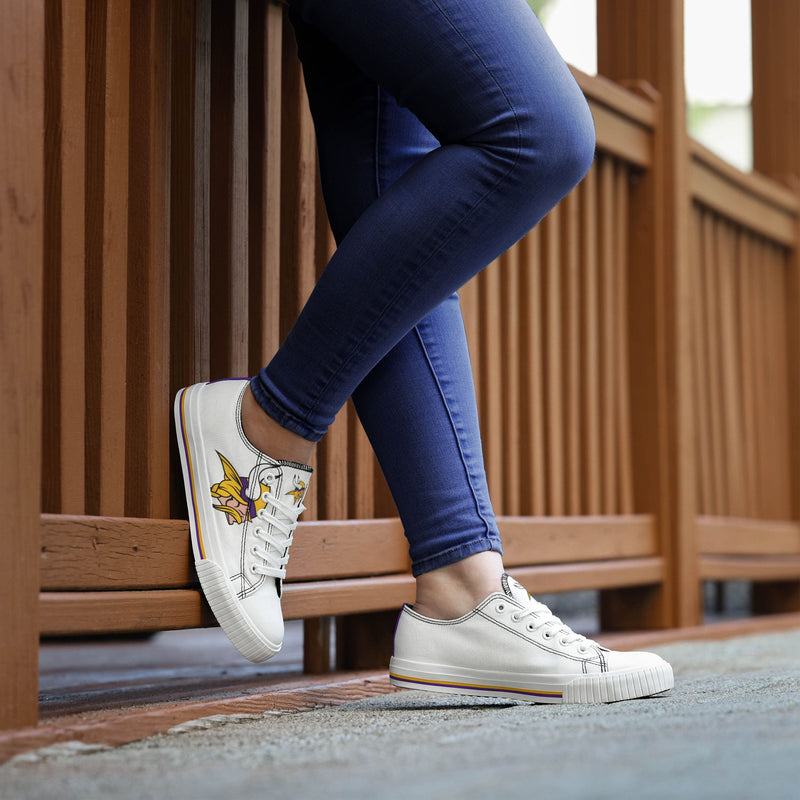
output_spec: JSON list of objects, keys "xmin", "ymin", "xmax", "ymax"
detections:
[
  {"xmin": 389, "ymin": 573, "xmax": 674, "ymax": 704},
  {"xmin": 174, "ymin": 379, "xmax": 312, "ymax": 662}
]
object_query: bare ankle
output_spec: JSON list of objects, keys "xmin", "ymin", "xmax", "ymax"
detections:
[
  {"xmin": 413, "ymin": 551, "xmax": 504, "ymax": 620},
  {"xmin": 241, "ymin": 385, "xmax": 317, "ymax": 465}
]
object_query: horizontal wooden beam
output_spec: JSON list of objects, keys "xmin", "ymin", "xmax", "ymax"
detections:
[
  {"xmin": 501, "ymin": 514, "xmax": 657, "ymax": 565},
  {"xmin": 698, "ymin": 515, "xmax": 800, "ymax": 556},
  {"xmin": 573, "ymin": 66, "xmax": 657, "ymax": 128},
  {"xmin": 700, "ymin": 555, "xmax": 800, "ymax": 581},
  {"xmin": 690, "ymin": 140, "xmax": 798, "ymax": 246},
  {"xmin": 39, "ymin": 557, "xmax": 665, "ymax": 636},
  {"xmin": 511, "ymin": 557, "xmax": 664, "ymax": 594},
  {"xmin": 40, "ymin": 514, "xmax": 658, "ymax": 591},
  {"xmin": 570, "ymin": 68, "xmax": 656, "ymax": 168}
]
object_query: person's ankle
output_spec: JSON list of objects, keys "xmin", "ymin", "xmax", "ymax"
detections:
[
  {"xmin": 413, "ymin": 551, "xmax": 504, "ymax": 620},
  {"xmin": 241, "ymin": 385, "xmax": 316, "ymax": 465}
]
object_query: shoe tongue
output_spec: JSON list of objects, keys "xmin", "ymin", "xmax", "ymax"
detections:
[{"xmin": 501, "ymin": 573, "xmax": 532, "ymax": 605}]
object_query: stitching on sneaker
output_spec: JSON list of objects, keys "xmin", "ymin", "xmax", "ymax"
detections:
[{"xmin": 475, "ymin": 608, "xmax": 590, "ymax": 665}]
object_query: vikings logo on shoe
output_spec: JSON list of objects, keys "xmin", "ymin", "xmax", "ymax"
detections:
[
  {"xmin": 210, "ymin": 453, "xmax": 308, "ymax": 525},
  {"xmin": 210, "ymin": 452, "xmax": 270, "ymax": 526},
  {"xmin": 286, "ymin": 477, "xmax": 307, "ymax": 507}
]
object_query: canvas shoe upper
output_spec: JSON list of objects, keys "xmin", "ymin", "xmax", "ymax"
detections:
[
  {"xmin": 174, "ymin": 379, "xmax": 312, "ymax": 662},
  {"xmin": 390, "ymin": 573, "xmax": 674, "ymax": 703}
]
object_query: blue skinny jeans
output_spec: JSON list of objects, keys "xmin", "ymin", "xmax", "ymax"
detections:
[{"xmin": 251, "ymin": 0, "xmax": 596, "ymax": 576}]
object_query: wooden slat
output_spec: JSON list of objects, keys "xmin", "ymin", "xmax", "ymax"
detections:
[
  {"xmin": 561, "ymin": 189, "xmax": 582, "ymax": 514},
  {"xmin": 598, "ymin": 156, "xmax": 617, "ymax": 513},
  {"xmin": 278, "ymin": 27, "xmax": 316, "ymax": 342},
  {"xmin": 43, "ymin": 0, "xmax": 87, "ymax": 515},
  {"xmin": 691, "ymin": 207, "xmax": 713, "ymax": 515},
  {"xmin": 348, "ymin": 409, "xmax": 374, "ymax": 519},
  {"xmin": 501, "ymin": 248, "xmax": 522, "ymax": 513},
  {"xmin": 518, "ymin": 229, "xmax": 546, "ymax": 516},
  {"xmin": 690, "ymin": 145, "xmax": 797, "ymax": 247},
  {"xmin": 543, "ymin": 207, "xmax": 564, "ymax": 514},
  {"xmin": 614, "ymin": 162, "xmax": 634, "ymax": 513},
  {"xmin": 697, "ymin": 516, "xmax": 800, "ymax": 555},
  {"xmin": 702, "ymin": 211, "xmax": 727, "ymax": 514},
  {"xmin": 247, "ymin": 0, "xmax": 283, "ymax": 371},
  {"xmin": 750, "ymin": 237, "xmax": 769, "ymax": 517},
  {"xmin": 737, "ymin": 233, "xmax": 757, "ymax": 516},
  {"xmin": 771, "ymin": 242, "xmax": 792, "ymax": 519},
  {"xmin": 126, "ymin": 0, "xmax": 172, "ymax": 519},
  {"xmin": 1, "ymin": 0, "xmax": 44, "ymax": 730},
  {"xmin": 85, "ymin": 0, "xmax": 131, "ymax": 515},
  {"xmin": 716, "ymin": 220, "xmax": 746, "ymax": 517},
  {"xmin": 209, "ymin": 0, "xmax": 249, "ymax": 378},
  {"xmin": 169, "ymin": 0, "xmax": 211, "ymax": 390},
  {"xmin": 579, "ymin": 168, "xmax": 602, "ymax": 515},
  {"xmin": 700, "ymin": 555, "xmax": 800, "ymax": 581}
]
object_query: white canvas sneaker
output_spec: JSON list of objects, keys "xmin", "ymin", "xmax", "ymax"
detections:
[
  {"xmin": 174, "ymin": 379, "xmax": 312, "ymax": 662},
  {"xmin": 390, "ymin": 573, "xmax": 674, "ymax": 703}
]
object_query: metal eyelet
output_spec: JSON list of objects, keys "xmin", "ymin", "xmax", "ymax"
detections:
[{"xmin": 496, "ymin": 603, "xmax": 505, "ymax": 613}]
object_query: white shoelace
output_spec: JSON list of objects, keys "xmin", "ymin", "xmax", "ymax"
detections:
[
  {"xmin": 249, "ymin": 490, "xmax": 305, "ymax": 579},
  {"xmin": 507, "ymin": 598, "xmax": 597, "ymax": 652}
]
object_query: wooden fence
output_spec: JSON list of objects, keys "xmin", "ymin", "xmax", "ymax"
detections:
[{"xmin": 4, "ymin": 0, "xmax": 800, "ymax": 730}]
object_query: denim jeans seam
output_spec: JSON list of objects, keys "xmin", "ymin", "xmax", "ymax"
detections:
[
  {"xmin": 430, "ymin": 0, "xmax": 522, "ymax": 157},
  {"xmin": 413, "ymin": 321, "xmax": 496, "ymax": 540},
  {"xmin": 373, "ymin": 85, "xmax": 383, "ymax": 199},
  {"xmin": 296, "ymin": 4, "xmax": 525, "ymax": 435},
  {"xmin": 299, "ymin": 153, "xmax": 523, "ymax": 434}
]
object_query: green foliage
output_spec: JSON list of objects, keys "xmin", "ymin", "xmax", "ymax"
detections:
[{"xmin": 527, "ymin": 0, "xmax": 557, "ymax": 22}]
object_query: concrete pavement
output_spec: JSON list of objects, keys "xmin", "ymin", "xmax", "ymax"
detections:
[{"xmin": 2, "ymin": 629, "xmax": 800, "ymax": 799}]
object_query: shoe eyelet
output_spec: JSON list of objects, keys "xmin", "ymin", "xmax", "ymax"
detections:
[
  {"xmin": 526, "ymin": 623, "xmax": 536, "ymax": 631},
  {"xmin": 249, "ymin": 563, "xmax": 259, "ymax": 574},
  {"xmin": 559, "ymin": 636, "xmax": 569, "ymax": 646},
  {"xmin": 250, "ymin": 545, "xmax": 258, "ymax": 555},
  {"xmin": 496, "ymin": 603, "xmax": 506, "ymax": 613},
  {"xmin": 510, "ymin": 613, "xmax": 521, "ymax": 623},
  {"xmin": 542, "ymin": 630, "xmax": 553, "ymax": 639}
]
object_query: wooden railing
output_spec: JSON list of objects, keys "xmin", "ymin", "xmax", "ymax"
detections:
[
  {"xmin": 688, "ymin": 143, "xmax": 800, "ymax": 597},
  {"xmin": 5, "ymin": 0, "xmax": 800, "ymax": 731}
]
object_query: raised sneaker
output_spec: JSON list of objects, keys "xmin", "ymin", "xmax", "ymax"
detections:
[
  {"xmin": 389, "ymin": 573, "xmax": 674, "ymax": 703},
  {"xmin": 174, "ymin": 379, "xmax": 312, "ymax": 662}
]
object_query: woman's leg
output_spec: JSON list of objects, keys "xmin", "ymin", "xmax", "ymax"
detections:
[
  {"xmin": 280, "ymin": 12, "xmax": 505, "ymax": 599},
  {"xmin": 250, "ymin": 0, "xmax": 596, "ymax": 443}
]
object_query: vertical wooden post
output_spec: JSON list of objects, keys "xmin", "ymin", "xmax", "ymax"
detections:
[
  {"xmin": 597, "ymin": 0, "xmax": 699, "ymax": 627},
  {"xmin": 0, "ymin": 0, "xmax": 44, "ymax": 729},
  {"xmin": 751, "ymin": 2, "xmax": 800, "ymax": 614}
]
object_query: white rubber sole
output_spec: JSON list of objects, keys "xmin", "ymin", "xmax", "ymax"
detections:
[
  {"xmin": 388, "ymin": 656, "xmax": 674, "ymax": 704},
  {"xmin": 174, "ymin": 385, "xmax": 281, "ymax": 663}
]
